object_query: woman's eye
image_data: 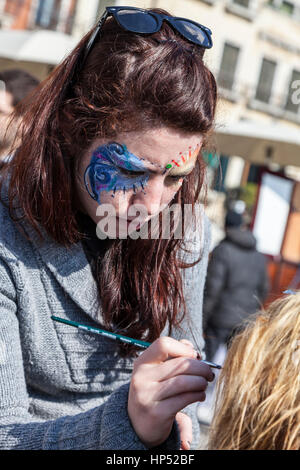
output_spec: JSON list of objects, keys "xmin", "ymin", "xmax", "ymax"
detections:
[
  {"xmin": 168, "ymin": 175, "xmax": 185, "ymax": 182},
  {"xmin": 119, "ymin": 168, "xmax": 144, "ymax": 177}
]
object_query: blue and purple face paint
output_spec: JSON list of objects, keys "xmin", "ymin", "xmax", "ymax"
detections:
[{"xmin": 84, "ymin": 142, "xmax": 150, "ymax": 204}]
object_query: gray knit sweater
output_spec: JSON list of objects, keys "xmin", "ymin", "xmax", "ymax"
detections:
[{"xmin": 0, "ymin": 195, "xmax": 210, "ymax": 450}]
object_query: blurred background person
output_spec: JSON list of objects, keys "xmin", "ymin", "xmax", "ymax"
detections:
[
  {"xmin": 0, "ymin": 69, "xmax": 39, "ymax": 164},
  {"xmin": 203, "ymin": 209, "xmax": 269, "ymax": 363}
]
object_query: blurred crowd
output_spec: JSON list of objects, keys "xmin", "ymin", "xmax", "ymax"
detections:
[{"xmin": 0, "ymin": 68, "xmax": 39, "ymax": 164}]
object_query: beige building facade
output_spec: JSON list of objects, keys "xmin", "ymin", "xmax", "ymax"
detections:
[{"xmin": 111, "ymin": 1, "xmax": 300, "ymax": 125}]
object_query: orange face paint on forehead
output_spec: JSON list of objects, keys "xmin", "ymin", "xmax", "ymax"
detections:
[{"xmin": 166, "ymin": 143, "xmax": 201, "ymax": 176}]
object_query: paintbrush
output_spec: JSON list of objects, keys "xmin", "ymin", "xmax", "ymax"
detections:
[{"xmin": 51, "ymin": 315, "xmax": 222, "ymax": 369}]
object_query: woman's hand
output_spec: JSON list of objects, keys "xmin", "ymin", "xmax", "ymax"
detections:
[
  {"xmin": 176, "ymin": 411, "xmax": 193, "ymax": 450},
  {"xmin": 128, "ymin": 337, "xmax": 214, "ymax": 448}
]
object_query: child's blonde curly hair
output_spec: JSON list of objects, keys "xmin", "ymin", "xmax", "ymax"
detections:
[{"xmin": 208, "ymin": 292, "xmax": 300, "ymax": 450}]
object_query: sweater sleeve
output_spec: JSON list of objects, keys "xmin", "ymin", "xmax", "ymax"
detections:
[{"xmin": 0, "ymin": 257, "xmax": 180, "ymax": 450}]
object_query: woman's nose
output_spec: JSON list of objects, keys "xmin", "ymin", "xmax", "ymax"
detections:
[{"xmin": 133, "ymin": 177, "xmax": 165, "ymax": 216}]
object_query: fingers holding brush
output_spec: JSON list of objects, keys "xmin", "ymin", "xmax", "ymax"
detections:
[{"xmin": 127, "ymin": 336, "xmax": 215, "ymax": 449}]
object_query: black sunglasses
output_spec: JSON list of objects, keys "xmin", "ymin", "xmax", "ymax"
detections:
[{"xmin": 82, "ymin": 6, "xmax": 213, "ymax": 65}]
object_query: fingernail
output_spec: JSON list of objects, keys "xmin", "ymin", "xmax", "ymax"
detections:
[{"xmin": 180, "ymin": 440, "xmax": 191, "ymax": 450}]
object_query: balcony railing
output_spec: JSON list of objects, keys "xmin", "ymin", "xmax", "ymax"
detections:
[
  {"xmin": 225, "ymin": 0, "xmax": 257, "ymax": 21},
  {"xmin": 199, "ymin": 0, "xmax": 216, "ymax": 4},
  {"xmin": 217, "ymin": 80, "xmax": 300, "ymax": 124}
]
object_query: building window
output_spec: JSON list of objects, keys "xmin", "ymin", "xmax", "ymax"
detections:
[
  {"xmin": 233, "ymin": 0, "xmax": 250, "ymax": 7},
  {"xmin": 33, "ymin": 0, "xmax": 76, "ymax": 34},
  {"xmin": 285, "ymin": 70, "xmax": 300, "ymax": 114},
  {"xmin": 35, "ymin": 0, "xmax": 63, "ymax": 29},
  {"xmin": 218, "ymin": 43, "xmax": 240, "ymax": 91},
  {"xmin": 226, "ymin": 0, "xmax": 256, "ymax": 21},
  {"xmin": 213, "ymin": 156, "xmax": 229, "ymax": 193},
  {"xmin": 268, "ymin": 0, "xmax": 296, "ymax": 16},
  {"xmin": 255, "ymin": 58, "xmax": 277, "ymax": 103},
  {"xmin": 199, "ymin": 0, "xmax": 215, "ymax": 4},
  {"xmin": 280, "ymin": 0, "xmax": 295, "ymax": 15}
]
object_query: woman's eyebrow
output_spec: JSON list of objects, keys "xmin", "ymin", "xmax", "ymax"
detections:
[
  {"xmin": 133, "ymin": 160, "xmax": 196, "ymax": 176},
  {"xmin": 137, "ymin": 157, "xmax": 166, "ymax": 173},
  {"xmin": 125, "ymin": 146, "xmax": 200, "ymax": 175}
]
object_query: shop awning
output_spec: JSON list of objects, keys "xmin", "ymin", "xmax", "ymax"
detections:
[
  {"xmin": 215, "ymin": 120, "xmax": 300, "ymax": 167},
  {"xmin": 0, "ymin": 29, "xmax": 77, "ymax": 65}
]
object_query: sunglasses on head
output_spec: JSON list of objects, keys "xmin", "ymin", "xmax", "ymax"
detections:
[{"xmin": 82, "ymin": 6, "xmax": 213, "ymax": 65}]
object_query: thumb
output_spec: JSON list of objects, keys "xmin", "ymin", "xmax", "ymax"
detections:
[{"xmin": 176, "ymin": 412, "xmax": 193, "ymax": 450}]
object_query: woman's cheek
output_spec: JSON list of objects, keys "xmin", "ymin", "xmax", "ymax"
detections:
[{"xmin": 159, "ymin": 183, "xmax": 182, "ymax": 209}]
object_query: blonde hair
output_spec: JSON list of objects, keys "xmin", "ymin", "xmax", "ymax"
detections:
[{"xmin": 208, "ymin": 292, "xmax": 300, "ymax": 450}]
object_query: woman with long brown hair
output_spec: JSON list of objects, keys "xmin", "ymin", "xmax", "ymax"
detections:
[
  {"xmin": 0, "ymin": 6, "xmax": 217, "ymax": 450},
  {"xmin": 208, "ymin": 292, "xmax": 300, "ymax": 450}
]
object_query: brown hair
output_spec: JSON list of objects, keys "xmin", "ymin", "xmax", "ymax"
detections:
[
  {"xmin": 1, "ymin": 9, "xmax": 217, "ymax": 355},
  {"xmin": 208, "ymin": 293, "xmax": 300, "ymax": 450}
]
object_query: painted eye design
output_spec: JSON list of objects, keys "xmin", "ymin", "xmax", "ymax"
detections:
[
  {"xmin": 94, "ymin": 168, "xmax": 113, "ymax": 185},
  {"xmin": 84, "ymin": 142, "xmax": 149, "ymax": 203},
  {"xmin": 109, "ymin": 142, "xmax": 124, "ymax": 155}
]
